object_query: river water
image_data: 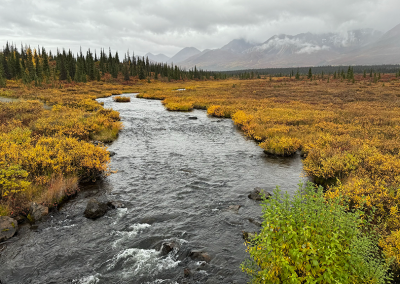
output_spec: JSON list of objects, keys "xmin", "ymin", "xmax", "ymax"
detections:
[{"xmin": 0, "ymin": 94, "xmax": 306, "ymax": 284}]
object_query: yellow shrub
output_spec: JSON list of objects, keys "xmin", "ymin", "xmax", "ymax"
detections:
[
  {"xmin": 259, "ymin": 136, "xmax": 301, "ymax": 156},
  {"xmin": 207, "ymin": 105, "xmax": 230, "ymax": 117},
  {"xmin": 380, "ymin": 230, "xmax": 400, "ymax": 269},
  {"xmin": 232, "ymin": 110, "xmax": 253, "ymax": 126}
]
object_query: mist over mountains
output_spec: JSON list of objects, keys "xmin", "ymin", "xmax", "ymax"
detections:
[{"xmin": 146, "ymin": 23, "xmax": 400, "ymax": 71}]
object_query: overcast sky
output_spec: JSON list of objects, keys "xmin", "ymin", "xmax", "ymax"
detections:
[{"xmin": 0, "ymin": 0, "xmax": 399, "ymax": 57}]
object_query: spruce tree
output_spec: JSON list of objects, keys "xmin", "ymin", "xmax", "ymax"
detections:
[
  {"xmin": 307, "ymin": 68, "xmax": 312, "ymax": 79},
  {"xmin": 138, "ymin": 65, "xmax": 145, "ymax": 80},
  {"xmin": 0, "ymin": 54, "xmax": 6, "ymax": 87},
  {"xmin": 35, "ymin": 54, "xmax": 43, "ymax": 83}
]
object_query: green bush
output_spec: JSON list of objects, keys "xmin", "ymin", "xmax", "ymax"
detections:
[{"xmin": 241, "ymin": 182, "xmax": 392, "ymax": 284}]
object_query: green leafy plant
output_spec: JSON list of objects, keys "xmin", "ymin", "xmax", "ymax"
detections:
[{"xmin": 241, "ymin": 182, "xmax": 392, "ymax": 283}]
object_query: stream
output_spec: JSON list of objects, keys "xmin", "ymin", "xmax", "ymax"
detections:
[{"xmin": 0, "ymin": 94, "xmax": 306, "ymax": 284}]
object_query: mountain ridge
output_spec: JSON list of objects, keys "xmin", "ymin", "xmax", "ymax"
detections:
[{"xmin": 146, "ymin": 24, "xmax": 400, "ymax": 70}]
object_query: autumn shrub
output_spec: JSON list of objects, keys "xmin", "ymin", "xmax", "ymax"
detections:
[
  {"xmin": 380, "ymin": 230, "xmax": 400, "ymax": 272},
  {"xmin": 259, "ymin": 136, "xmax": 301, "ymax": 156},
  {"xmin": 21, "ymin": 136, "xmax": 109, "ymax": 181},
  {"xmin": 0, "ymin": 81, "xmax": 128, "ymax": 215},
  {"xmin": 30, "ymin": 105, "xmax": 122, "ymax": 142},
  {"xmin": 0, "ymin": 163, "xmax": 31, "ymax": 198},
  {"xmin": 0, "ymin": 100, "xmax": 44, "ymax": 126},
  {"xmin": 242, "ymin": 182, "xmax": 393, "ymax": 284},
  {"xmin": 232, "ymin": 110, "xmax": 254, "ymax": 127},
  {"xmin": 113, "ymin": 96, "xmax": 131, "ymax": 102},
  {"xmin": 207, "ymin": 104, "xmax": 232, "ymax": 118},
  {"xmin": 163, "ymin": 97, "xmax": 194, "ymax": 111}
]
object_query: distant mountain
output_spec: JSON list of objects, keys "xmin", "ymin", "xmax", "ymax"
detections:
[
  {"xmin": 147, "ymin": 24, "xmax": 400, "ymax": 70},
  {"xmin": 179, "ymin": 29, "xmax": 384, "ymax": 70},
  {"xmin": 332, "ymin": 24, "xmax": 400, "ymax": 65},
  {"xmin": 220, "ymin": 39, "xmax": 256, "ymax": 53},
  {"xmin": 167, "ymin": 47, "xmax": 201, "ymax": 64},
  {"xmin": 180, "ymin": 49, "xmax": 243, "ymax": 71},
  {"xmin": 145, "ymin": 52, "xmax": 170, "ymax": 63}
]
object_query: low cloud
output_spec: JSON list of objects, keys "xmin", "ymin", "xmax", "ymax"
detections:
[{"xmin": 0, "ymin": 0, "xmax": 398, "ymax": 56}]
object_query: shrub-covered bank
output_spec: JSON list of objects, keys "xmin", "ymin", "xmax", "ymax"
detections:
[
  {"xmin": 133, "ymin": 75, "xmax": 400, "ymax": 280},
  {"xmin": 0, "ymin": 80, "xmax": 135, "ymax": 218}
]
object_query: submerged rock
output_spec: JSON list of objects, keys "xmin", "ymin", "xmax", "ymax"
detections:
[
  {"xmin": 228, "ymin": 205, "xmax": 241, "ymax": 213},
  {"xmin": 29, "ymin": 202, "xmax": 49, "ymax": 222},
  {"xmin": 160, "ymin": 241, "xmax": 179, "ymax": 256},
  {"xmin": 184, "ymin": 268, "xmax": 191, "ymax": 278},
  {"xmin": 107, "ymin": 201, "xmax": 125, "ymax": 209},
  {"xmin": 0, "ymin": 216, "xmax": 18, "ymax": 242},
  {"xmin": 84, "ymin": 199, "xmax": 109, "ymax": 219},
  {"xmin": 189, "ymin": 250, "xmax": 211, "ymax": 263},
  {"xmin": 188, "ymin": 116, "xmax": 198, "ymax": 120},
  {"xmin": 108, "ymin": 151, "xmax": 116, "ymax": 157},
  {"xmin": 248, "ymin": 187, "xmax": 272, "ymax": 201},
  {"xmin": 248, "ymin": 218, "xmax": 262, "ymax": 227}
]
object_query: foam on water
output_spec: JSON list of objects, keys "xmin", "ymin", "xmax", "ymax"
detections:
[
  {"xmin": 112, "ymin": 223, "xmax": 151, "ymax": 248},
  {"xmin": 107, "ymin": 248, "xmax": 180, "ymax": 278},
  {"xmin": 72, "ymin": 275, "xmax": 100, "ymax": 284}
]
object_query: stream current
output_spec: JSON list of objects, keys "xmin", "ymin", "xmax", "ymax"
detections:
[{"xmin": 0, "ymin": 94, "xmax": 306, "ymax": 284}]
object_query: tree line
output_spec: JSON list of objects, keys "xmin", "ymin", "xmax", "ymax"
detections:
[
  {"xmin": 221, "ymin": 64, "xmax": 400, "ymax": 80},
  {"xmin": 0, "ymin": 42, "xmax": 220, "ymax": 87}
]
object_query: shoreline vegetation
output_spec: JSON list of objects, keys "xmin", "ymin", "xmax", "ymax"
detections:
[
  {"xmin": 1, "ymin": 43, "xmax": 400, "ymax": 282},
  {"xmin": 134, "ymin": 74, "xmax": 400, "ymax": 281}
]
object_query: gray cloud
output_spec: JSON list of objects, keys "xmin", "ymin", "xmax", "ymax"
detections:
[{"xmin": 0, "ymin": 0, "xmax": 398, "ymax": 57}]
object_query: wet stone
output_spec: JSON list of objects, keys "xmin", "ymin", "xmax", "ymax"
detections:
[
  {"xmin": 248, "ymin": 218, "xmax": 262, "ymax": 227},
  {"xmin": 248, "ymin": 187, "xmax": 272, "ymax": 201},
  {"xmin": 29, "ymin": 202, "xmax": 49, "ymax": 222},
  {"xmin": 160, "ymin": 241, "xmax": 179, "ymax": 256},
  {"xmin": 189, "ymin": 250, "xmax": 211, "ymax": 263},
  {"xmin": 228, "ymin": 205, "xmax": 241, "ymax": 213},
  {"xmin": 184, "ymin": 268, "xmax": 191, "ymax": 278},
  {"xmin": 84, "ymin": 198, "xmax": 109, "ymax": 220},
  {"xmin": 0, "ymin": 216, "xmax": 18, "ymax": 243}
]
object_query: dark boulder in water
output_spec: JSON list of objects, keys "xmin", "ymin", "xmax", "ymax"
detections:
[
  {"xmin": 248, "ymin": 187, "xmax": 272, "ymax": 201},
  {"xmin": 160, "ymin": 241, "xmax": 179, "ymax": 256},
  {"xmin": 84, "ymin": 199, "xmax": 109, "ymax": 219},
  {"xmin": 184, "ymin": 268, "xmax": 191, "ymax": 278},
  {"xmin": 189, "ymin": 250, "xmax": 211, "ymax": 263}
]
